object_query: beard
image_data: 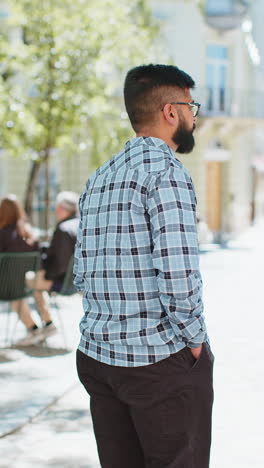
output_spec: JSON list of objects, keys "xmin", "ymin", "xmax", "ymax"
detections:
[{"xmin": 172, "ymin": 118, "xmax": 195, "ymax": 154}]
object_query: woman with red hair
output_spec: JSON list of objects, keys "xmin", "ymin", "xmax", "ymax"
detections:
[
  {"xmin": 0, "ymin": 194, "xmax": 37, "ymax": 251},
  {"xmin": 0, "ymin": 194, "xmax": 54, "ymax": 345}
]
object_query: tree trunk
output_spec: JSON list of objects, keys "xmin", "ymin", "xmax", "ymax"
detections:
[
  {"xmin": 24, "ymin": 160, "xmax": 42, "ymax": 221},
  {"xmin": 24, "ymin": 148, "xmax": 50, "ymax": 230},
  {"xmin": 44, "ymin": 153, "xmax": 50, "ymax": 233}
]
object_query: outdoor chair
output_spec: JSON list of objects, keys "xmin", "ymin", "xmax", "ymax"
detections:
[
  {"xmin": 49, "ymin": 255, "xmax": 77, "ymax": 348},
  {"xmin": 0, "ymin": 251, "xmax": 40, "ymax": 347}
]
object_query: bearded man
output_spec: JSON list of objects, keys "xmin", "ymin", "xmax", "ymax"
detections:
[{"xmin": 74, "ymin": 64, "xmax": 214, "ymax": 468}]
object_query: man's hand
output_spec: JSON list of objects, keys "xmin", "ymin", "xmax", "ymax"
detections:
[{"xmin": 189, "ymin": 345, "xmax": 202, "ymax": 360}]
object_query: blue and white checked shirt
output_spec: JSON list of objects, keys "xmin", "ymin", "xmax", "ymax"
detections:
[{"xmin": 74, "ymin": 136, "xmax": 208, "ymax": 367}]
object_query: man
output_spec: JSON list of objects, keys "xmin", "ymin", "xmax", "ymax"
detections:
[
  {"xmin": 19, "ymin": 191, "xmax": 79, "ymax": 346},
  {"xmin": 41, "ymin": 191, "xmax": 79, "ymax": 292},
  {"xmin": 74, "ymin": 65, "xmax": 214, "ymax": 468}
]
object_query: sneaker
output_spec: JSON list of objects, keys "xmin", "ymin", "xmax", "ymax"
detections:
[
  {"xmin": 15, "ymin": 328, "xmax": 45, "ymax": 346},
  {"xmin": 43, "ymin": 322, "xmax": 57, "ymax": 338}
]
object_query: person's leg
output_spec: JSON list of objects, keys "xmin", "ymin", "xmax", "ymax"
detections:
[
  {"xmin": 76, "ymin": 350, "xmax": 145, "ymax": 468},
  {"xmin": 34, "ymin": 290, "xmax": 52, "ymax": 323},
  {"xmin": 189, "ymin": 343, "xmax": 214, "ymax": 468},
  {"xmin": 26, "ymin": 270, "xmax": 53, "ymax": 323},
  {"xmin": 120, "ymin": 344, "xmax": 214, "ymax": 468},
  {"xmin": 11, "ymin": 300, "xmax": 36, "ymax": 329},
  {"xmin": 76, "ymin": 345, "xmax": 214, "ymax": 468},
  {"xmin": 11, "ymin": 300, "xmax": 46, "ymax": 346}
]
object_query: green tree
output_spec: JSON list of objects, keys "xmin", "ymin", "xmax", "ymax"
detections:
[{"xmin": 0, "ymin": 0, "xmax": 159, "ymax": 228}]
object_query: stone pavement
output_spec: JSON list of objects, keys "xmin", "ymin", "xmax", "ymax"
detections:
[
  {"xmin": 0, "ymin": 385, "xmax": 100, "ymax": 468},
  {"xmin": 0, "ymin": 294, "xmax": 84, "ymax": 438},
  {"xmin": 0, "ymin": 221, "xmax": 263, "ymax": 467},
  {"xmin": 203, "ymin": 221, "xmax": 264, "ymax": 468}
]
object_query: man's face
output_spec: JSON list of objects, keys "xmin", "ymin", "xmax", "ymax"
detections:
[
  {"xmin": 171, "ymin": 90, "xmax": 196, "ymax": 154},
  {"xmin": 55, "ymin": 203, "xmax": 68, "ymax": 221}
]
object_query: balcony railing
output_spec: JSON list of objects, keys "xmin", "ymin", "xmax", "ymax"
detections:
[
  {"xmin": 205, "ymin": 0, "xmax": 250, "ymax": 30},
  {"xmin": 194, "ymin": 87, "xmax": 264, "ymax": 119}
]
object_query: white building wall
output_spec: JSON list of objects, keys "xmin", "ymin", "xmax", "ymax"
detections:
[
  {"xmin": 150, "ymin": 0, "xmax": 260, "ymax": 238},
  {"xmin": 226, "ymin": 132, "xmax": 253, "ymax": 232},
  {"xmin": 151, "ymin": 0, "xmax": 206, "ymax": 87}
]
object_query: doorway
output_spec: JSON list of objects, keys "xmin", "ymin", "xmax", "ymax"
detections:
[{"xmin": 206, "ymin": 161, "xmax": 222, "ymax": 236}]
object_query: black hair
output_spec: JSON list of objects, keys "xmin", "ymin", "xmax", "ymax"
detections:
[{"xmin": 124, "ymin": 64, "xmax": 195, "ymax": 132}]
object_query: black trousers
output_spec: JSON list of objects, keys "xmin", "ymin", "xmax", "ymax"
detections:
[{"xmin": 76, "ymin": 343, "xmax": 214, "ymax": 468}]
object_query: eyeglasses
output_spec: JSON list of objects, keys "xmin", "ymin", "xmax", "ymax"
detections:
[{"xmin": 164, "ymin": 102, "xmax": 201, "ymax": 118}]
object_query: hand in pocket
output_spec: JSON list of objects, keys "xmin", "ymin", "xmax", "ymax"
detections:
[{"xmin": 189, "ymin": 344, "xmax": 202, "ymax": 360}]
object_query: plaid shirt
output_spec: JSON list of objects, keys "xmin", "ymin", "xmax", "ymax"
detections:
[{"xmin": 74, "ymin": 136, "xmax": 208, "ymax": 367}]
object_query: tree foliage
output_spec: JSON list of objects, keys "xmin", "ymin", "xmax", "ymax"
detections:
[{"xmin": 0, "ymin": 0, "xmax": 160, "ymax": 224}]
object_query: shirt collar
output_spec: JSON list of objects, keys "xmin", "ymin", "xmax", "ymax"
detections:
[
  {"xmin": 56, "ymin": 214, "xmax": 78, "ymax": 227},
  {"xmin": 125, "ymin": 136, "xmax": 173, "ymax": 154}
]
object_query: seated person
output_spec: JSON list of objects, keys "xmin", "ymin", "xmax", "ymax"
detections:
[
  {"xmin": 0, "ymin": 194, "xmax": 55, "ymax": 345},
  {"xmin": 26, "ymin": 191, "xmax": 79, "ymax": 342}
]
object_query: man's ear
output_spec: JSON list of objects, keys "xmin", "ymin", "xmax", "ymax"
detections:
[{"xmin": 162, "ymin": 103, "xmax": 179, "ymax": 126}]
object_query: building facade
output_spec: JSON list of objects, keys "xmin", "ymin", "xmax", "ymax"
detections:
[
  {"xmin": 150, "ymin": 0, "xmax": 264, "ymax": 241},
  {"xmin": 1, "ymin": 0, "xmax": 264, "ymax": 238}
]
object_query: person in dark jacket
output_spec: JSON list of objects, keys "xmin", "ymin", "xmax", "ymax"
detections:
[
  {"xmin": 42, "ymin": 192, "xmax": 79, "ymax": 291},
  {"xmin": 26, "ymin": 191, "xmax": 79, "ymax": 342},
  {"xmin": 0, "ymin": 194, "xmax": 55, "ymax": 345}
]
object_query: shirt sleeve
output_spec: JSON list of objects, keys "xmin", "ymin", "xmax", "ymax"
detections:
[
  {"xmin": 146, "ymin": 165, "xmax": 207, "ymax": 348},
  {"xmin": 73, "ymin": 192, "xmax": 86, "ymax": 291}
]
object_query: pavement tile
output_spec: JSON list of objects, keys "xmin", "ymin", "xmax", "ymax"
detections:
[{"xmin": 0, "ymin": 295, "xmax": 83, "ymax": 438}]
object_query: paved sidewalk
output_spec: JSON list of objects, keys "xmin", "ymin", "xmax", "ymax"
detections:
[
  {"xmin": 1, "ymin": 220, "xmax": 263, "ymax": 467},
  {"xmin": 203, "ymin": 221, "xmax": 264, "ymax": 468},
  {"xmin": 0, "ymin": 385, "xmax": 100, "ymax": 468},
  {"xmin": 0, "ymin": 294, "xmax": 83, "ymax": 438}
]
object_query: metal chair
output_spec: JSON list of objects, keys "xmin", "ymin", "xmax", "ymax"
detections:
[
  {"xmin": 50, "ymin": 255, "xmax": 77, "ymax": 348},
  {"xmin": 0, "ymin": 252, "xmax": 40, "ymax": 346}
]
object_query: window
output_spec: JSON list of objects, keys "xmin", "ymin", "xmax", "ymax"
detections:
[
  {"xmin": 206, "ymin": 44, "xmax": 228, "ymax": 113},
  {"xmin": 207, "ymin": 45, "xmax": 228, "ymax": 60},
  {"xmin": 0, "ymin": 8, "xmax": 9, "ymax": 19}
]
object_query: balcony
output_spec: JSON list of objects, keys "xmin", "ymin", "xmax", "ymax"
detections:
[
  {"xmin": 205, "ymin": 0, "xmax": 250, "ymax": 31},
  {"xmin": 194, "ymin": 87, "xmax": 264, "ymax": 119}
]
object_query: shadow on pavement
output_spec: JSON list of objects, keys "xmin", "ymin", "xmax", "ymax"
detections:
[
  {"xmin": 0, "ymin": 370, "xmax": 41, "ymax": 381},
  {"xmin": 11, "ymin": 344, "xmax": 72, "ymax": 358},
  {"xmin": 0, "ymin": 349, "xmax": 22, "ymax": 363},
  {"xmin": 219, "ymin": 243, "xmax": 251, "ymax": 252},
  {"xmin": 199, "ymin": 244, "xmax": 252, "ymax": 255},
  {"xmin": 43, "ymin": 408, "xmax": 88, "ymax": 422},
  {"xmin": 39, "ymin": 460, "xmax": 95, "ymax": 468}
]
